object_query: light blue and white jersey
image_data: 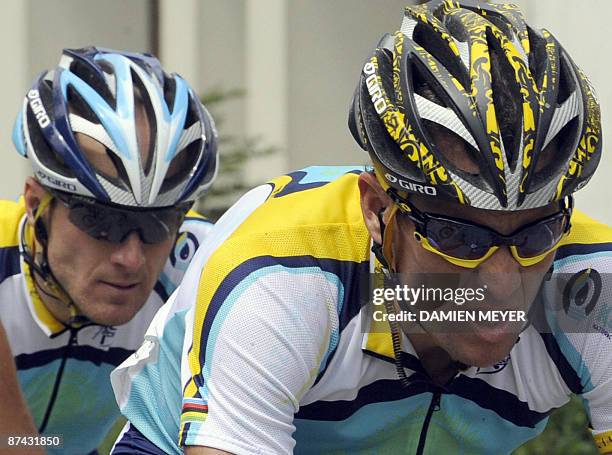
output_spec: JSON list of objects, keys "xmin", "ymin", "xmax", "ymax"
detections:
[
  {"xmin": 0, "ymin": 198, "xmax": 211, "ymax": 455},
  {"xmin": 112, "ymin": 167, "xmax": 612, "ymax": 454}
]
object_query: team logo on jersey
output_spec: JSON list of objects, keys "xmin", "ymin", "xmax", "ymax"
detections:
[
  {"xmin": 170, "ymin": 231, "xmax": 200, "ymax": 271},
  {"xmin": 562, "ymin": 268, "xmax": 601, "ymax": 317},
  {"xmin": 476, "ymin": 355, "xmax": 510, "ymax": 375},
  {"xmin": 92, "ymin": 326, "xmax": 117, "ymax": 347}
]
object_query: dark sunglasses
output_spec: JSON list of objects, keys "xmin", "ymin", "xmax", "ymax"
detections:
[
  {"xmin": 395, "ymin": 196, "xmax": 573, "ymax": 268},
  {"xmin": 49, "ymin": 190, "xmax": 191, "ymax": 244}
]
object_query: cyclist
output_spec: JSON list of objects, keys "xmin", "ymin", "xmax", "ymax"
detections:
[
  {"xmin": 1, "ymin": 46, "xmax": 218, "ymax": 454},
  {"xmin": 112, "ymin": 1, "xmax": 612, "ymax": 454}
]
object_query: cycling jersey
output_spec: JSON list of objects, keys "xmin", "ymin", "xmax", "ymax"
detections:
[
  {"xmin": 112, "ymin": 166, "xmax": 612, "ymax": 454},
  {"xmin": 0, "ymin": 197, "xmax": 212, "ymax": 455}
]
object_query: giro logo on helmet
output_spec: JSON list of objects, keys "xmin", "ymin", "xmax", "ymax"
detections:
[
  {"xmin": 27, "ymin": 90, "xmax": 50, "ymax": 128},
  {"xmin": 363, "ymin": 62, "xmax": 388, "ymax": 115},
  {"xmin": 385, "ymin": 173, "xmax": 437, "ymax": 196},
  {"xmin": 36, "ymin": 170, "xmax": 77, "ymax": 192}
]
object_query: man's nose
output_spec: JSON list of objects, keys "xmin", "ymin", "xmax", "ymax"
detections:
[
  {"xmin": 476, "ymin": 247, "xmax": 522, "ymax": 301},
  {"xmin": 110, "ymin": 232, "xmax": 146, "ymax": 271}
]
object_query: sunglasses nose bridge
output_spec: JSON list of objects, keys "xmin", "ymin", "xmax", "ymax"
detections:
[
  {"xmin": 118, "ymin": 227, "xmax": 148, "ymax": 245},
  {"xmin": 493, "ymin": 233, "xmax": 517, "ymax": 248}
]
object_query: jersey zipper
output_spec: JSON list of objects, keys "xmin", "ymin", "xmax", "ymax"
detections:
[
  {"xmin": 415, "ymin": 391, "xmax": 441, "ymax": 455},
  {"xmin": 38, "ymin": 327, "xmax": 78, "ymax": 433}
]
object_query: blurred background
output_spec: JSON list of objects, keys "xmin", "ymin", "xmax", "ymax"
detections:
[
  {"xmin": 1, "ymin": 0, "xmax": 610, "ymax": 222},
  {"xmin": 0, "ymin": 2, "xmax": 605, "ymax": 453}
]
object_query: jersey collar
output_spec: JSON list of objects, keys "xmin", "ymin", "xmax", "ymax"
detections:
[{"xmin": 361, "ymin": 301, "xmax": 420, "ymax": 362}]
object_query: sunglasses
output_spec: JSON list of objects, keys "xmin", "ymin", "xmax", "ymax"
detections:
[
  {"xmin": 49, "ymin": 190, "xmax": 191, "ymax": 244},
  {"xmin": 393, "ymin": 196, "xmax": 573, "ymax": 268}
]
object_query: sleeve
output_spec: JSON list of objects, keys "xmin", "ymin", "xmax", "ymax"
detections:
[
  {"xmin": 557, "ymin": 314, "xmax": 612, "ymax": 453},
  {"xmin": 543, "ymin": 241, "xmax": 612, "ymax": 454},
  {"xmin": 179, "ymin": 266, "xmax": 339, "ymax": 454},
  {"xmin": 577, "ymin": 331, "xmax": 612, "ymax": 454},
  {"xmin": 543, "ymin": 319, "xmax": 612, "ymax": 453}
]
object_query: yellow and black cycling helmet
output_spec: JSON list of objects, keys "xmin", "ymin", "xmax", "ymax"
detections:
[{"xmin": 349, "ymin": 0, "xmax": 601, "ymax": 210}]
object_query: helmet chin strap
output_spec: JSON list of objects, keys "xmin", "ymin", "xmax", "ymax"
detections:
[
  {"xmin": 371, "ymin": 203, "xmax": 400, "ymax": 274},
  {"xmin": 21, "ymin": 193, "xmax": 90, "ymax": 328},
  {"xmin": 371, "ymin": 203, "xmax": 421, "ymax": 386},
  {"xmin": 374, "ymin": 199, "xmax": 477, "ymax": 381}
]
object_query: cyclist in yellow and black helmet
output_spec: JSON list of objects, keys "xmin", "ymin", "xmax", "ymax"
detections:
[
  {"xmin": 111, "ymin": 2, "xmax": 611, "ymax": 454},
  {"xmin": 351, "ymin": 0, "xmax": 600, "ymax": 212}
]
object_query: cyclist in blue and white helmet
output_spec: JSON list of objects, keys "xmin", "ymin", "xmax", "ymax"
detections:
[
  {"xmin": 0, "ymin": 46, "xmax": 218, "ymax": 453},
  {"xmin": 12, "ymin": 46, "xmax": 218, "ymax": 326},
  {"xmin": 16, "ymin": 46, "xmax": 218, "ymax": 207}
]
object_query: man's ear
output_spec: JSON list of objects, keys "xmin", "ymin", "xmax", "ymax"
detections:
[
  {"xmin": 23, "ymin": 177, "xmax": 46, "ymax": 226},
  {"xmin": 358, "ymin": 172, "xmax": 392, "ymax": 245}
]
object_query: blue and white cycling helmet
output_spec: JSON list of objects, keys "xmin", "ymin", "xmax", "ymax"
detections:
[{"xmin": 13, "ymin": 46, "xmax": 218, "ymax": 207}]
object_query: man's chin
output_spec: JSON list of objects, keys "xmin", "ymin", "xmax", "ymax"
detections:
[
  {"xmin": 437, "ymin": 332, "xmax": 518, "ymax": 368},
  {"xmin": 76, "ymin": 298, "xmax": 145, "ymax": 326}
]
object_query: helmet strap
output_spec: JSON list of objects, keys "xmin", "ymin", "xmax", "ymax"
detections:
[
  {"xmin": 22, "ymin": 193, "xmax": 89, "ymax": 328},
  {"xmin": 371, "ymin": 203, "xmax": 400, "ymax": 273}
]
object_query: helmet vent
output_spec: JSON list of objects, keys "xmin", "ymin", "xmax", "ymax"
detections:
[
  {"xmin": 67, "ymin": 86, "xmax": 100, "ymax": 125},
  {"xmin": 526, "ymin": 26, "xmax": 549, "ymax": 90},
  {"xmin": 163, "ymin": 75, "xmax": 177, "ymax": 111},
  {"xmin": 422, "ymin": 119, "xmax": 480, "ymax": 178},
  {"xmin": 445, "ymin": 14, "xmax": 469, "ymax": 43},
  {"xmin": 413, "ymin": 21, "xmax": 468, "ymax": 88},
  {"xmin": 104, "ymin": 146, "xmax": 132, "ymax": 191},
  {"xmin": 97, "ymin": 60, "xmax": 114, "ymax": 76},
  {"xmin": 410, "ymin": 63, "xmax": 448, "ymax": 109},
  {"xmin": 557, "ymin": 55, "xmax": 576, "ymax": 106},
  {"xmin": 184, "ymin": 96, "xmax": 200, "ymax": 128},
  {"xmin": 69, "ymin": 59, "xmax": 115, "ymax": 108},
  {"xmin": 487, "ymin": 28, "xmax": 522, "ymax": 170},
  {"xmin": 27, "ymin": 107, "xmax": 74, "ymax": 177},
  {"xmin": 39, "ymin": 80, "xmax": 55, "ymax": 121},
  {"xmin": 530, "ymin": 117, "xmax": 579, "ymax": 191},
  {"xmin": 131, "ymin": 70, "xmax": 157, "ymax": 175},
  {"xmin": 161, "ymin": 139, "xmax": 201, "ymax": 193}
]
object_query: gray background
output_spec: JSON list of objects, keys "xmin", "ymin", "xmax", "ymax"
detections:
[{"xmin": 1, "ymin": 0, "xmax": 610, "ymax": 223}]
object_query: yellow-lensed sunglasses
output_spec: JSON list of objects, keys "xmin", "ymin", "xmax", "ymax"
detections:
[{"xmin": 387, "ymin": 194, "xmax": 573, "ymax": 269}]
